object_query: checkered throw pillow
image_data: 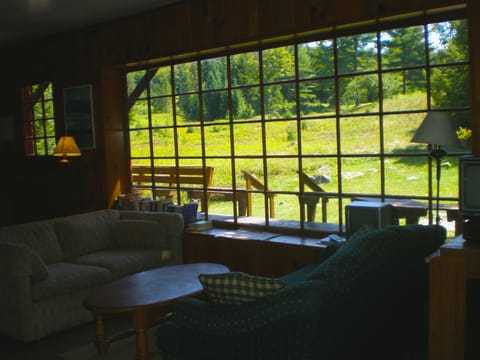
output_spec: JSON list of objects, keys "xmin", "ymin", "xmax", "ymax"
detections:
[{"xmin": 198, "ymin": 272, "xmax": 286, "ymax": 305}]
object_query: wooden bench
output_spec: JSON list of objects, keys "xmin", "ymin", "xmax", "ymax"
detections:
[
  {"xmin": 131, "ymin": 165, "xmax": 214, "ymax": 212},
  {"xmin": 131, "ymin": 166, "xmax": 276, "ymax": 218}
]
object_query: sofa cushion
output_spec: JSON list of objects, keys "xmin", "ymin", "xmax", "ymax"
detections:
[
  {"xmin": 199, "ymin": 272, "xmax": 286, "ymax": 305},
  {"xmin": 70, "ymin": 249, "xmax": 173, "ymax": 279},
  {"xmin": 31, "ymin": 262, "xmax": 112, "ymax": 302},
  {"xmin": 54, "ymin": 214, "xmax": 113, "ymax": 259},
  {"xmin": 0, "ymin": 222, "xmax": 64, "ymax": 264},
  {"xmin": 112, "ymin": 219, "xmax": 170, "ymax": 249}
]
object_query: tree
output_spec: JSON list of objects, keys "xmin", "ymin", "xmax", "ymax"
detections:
[
  {"xmin": 381, "ymin": 26, "xmax": 425, "ymax": 94},
  {"xmin": 430, "ymin": 20, "xmax": 470, "ymax": 128}
]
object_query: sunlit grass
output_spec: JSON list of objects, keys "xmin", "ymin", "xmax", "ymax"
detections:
[{"xmin": 130, "ymin": 92, "xmax": 461, "ymax": 228}]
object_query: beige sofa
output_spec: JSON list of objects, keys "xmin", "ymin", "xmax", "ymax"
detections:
[{"xmin": 0, "ymin": 209, "xmax": 184, "ymax": 342}]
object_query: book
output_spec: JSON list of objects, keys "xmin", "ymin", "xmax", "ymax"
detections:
[{"xmin": 188, "ymin": 220, "xmax": 213, "ymax": 231}]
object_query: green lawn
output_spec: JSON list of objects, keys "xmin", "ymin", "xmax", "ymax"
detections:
[{"xmin": 130, "ymin": 92, "xmax": 463, "ymax": 231}]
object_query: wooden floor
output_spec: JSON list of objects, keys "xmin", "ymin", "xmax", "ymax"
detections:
[{"xmin": 0, "ymin": 314, "xmax": 156, "ymax": 360}]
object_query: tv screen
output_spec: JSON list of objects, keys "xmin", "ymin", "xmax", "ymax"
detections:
[{"xmin": 459, "ymin": 155, "xmax": 480, "ymax": 216}]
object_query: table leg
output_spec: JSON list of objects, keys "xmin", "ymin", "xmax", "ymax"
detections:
[
  {"xmin": 94, "ymin": 313, "xmax": 108, "ymax": 354},
  {"xmin": 132, "ymin": 310, "xmax": 150, "ymax": 360}
]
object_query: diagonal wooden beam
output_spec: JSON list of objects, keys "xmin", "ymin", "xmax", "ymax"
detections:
[{"xmin": 127, "ymin": 68, "xmax": 159, "ymax": 111}]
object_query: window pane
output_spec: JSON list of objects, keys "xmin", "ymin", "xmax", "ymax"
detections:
[
  {"xmin": 340, "ymin": 115, "xmax": 380, "ymax": 154},
  {"xmin": 337, "ymin": 33, "xmax": 377, "ymax": 75},
  {"xmin": 202, "ymin": 90, "xmax": 229, "ymax": 121},
  {"xmin": 177, "ymin": 126, "xmax": 202, "ymax": 157},
  {"xmin": 234, "ymin": 122, "xmax": 263, "ymax": 156},
  {"xmin": 176, "ymin": 94, "xmax": 200, "ymax": 124},
  {"xmin": 265, "ymin": 120, "xmax": 298, "ymax": 156},
  {"xmin": 150, "ymin": 66, "xmax": 172, "ymax": 97},
  {"xmin": 127, "ymin": 70, "xmax": 147, "ymax": 99},
  {"xmin": 267, "ymin": 157, "xmax": 297, "ymax": 192},
  {"xmin": 205, "ymin": 123, "xmax": 231, "ymax": 156},
  {"xmin": 384, "ymin": 113, "xmax": 424, "ymax": 154},
  {"xmin": 428, "ymin": 20, "xmax": 468, "ymax": 65},
  {"xmin": 341, "ymin": 157, "xmax": 381, "ymax": 194},
  {"xmin": 231, "ymin": 51, "xmax": 260, "ymax": 87},
  {"xmin": 381, "ymin": 26, "xmax": 426, "ymax": 70},
  {"xmin": 301, "ymin": 158, "xmax": 338, "ymax": 193},
  {"xmin": 384, "ymin": 156, "xmax": 428, "ymax": 197},
  {"xmin": 44, "ymin": 83, "xmax": 53, "ymax": 100},
  {"xmin": 34, "ymin": 120, "xmax": 45, "ymax": 137},
  {"xmin": 382, "ymin": 70, "xmax": 427, "ymax": 112},
  {"xmin": 263, "ymin": 46, "xmax": 295, "ymax": 83},
  {"xmin": 339, "ymin": 75, "xmax": 379, "ymax": 114},
  {"xmin": 174, "ymin": 61, "xmax": 198, "ymax": 94},
  {"xmin": 232, "ymin": 87, "xmax": 261, "ymax": 121},
  {"xmin": 264, "ymin": 83, "xmax": 296, "ymax": 119},
  {"xmin": 45, "ymin": 119, "xmax": 55, "ymax": 136},
  {"xmin": 152, "ymin": 128, "xmax": 175, "ymax": 157},
  {"xmin": 44, "ymin": 100, "xmax": 54, "ymax": 118},
  {"xmin": 129, "ymin": 100, "xmax": 149, "ymax": 128},
  {"xmin": 201, "ymin": 57, "xmax": 227, "ymax": 90},
  {"xmin": 299, "ymin": 78, "xmax": 336, "ymax": 117},
  {"xmin": 301, "ymin": 118, "xmax": 337, "ymax": 155},
  {"xmin": 129, "ymin": 129, "xmax": 151, "ymax": 157},
  {"xmin": 151, "ymin": 98, "xmax": 173, "ymax": 127},
  {"xmin": 46, "ymin": 137, "xmax": 56, "ymax": 155},
  {"xmin": 298, "ymin": 40, "xmax": 334, "ymax": 79},
  {"xmin": 430, "ymin": 65, "xmax": 470, "ymax": 109}
]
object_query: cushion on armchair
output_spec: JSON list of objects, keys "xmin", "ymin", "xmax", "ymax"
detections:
[{"xmin": 199, "ymin": 272, "xmax": 286, "ymax": 305}]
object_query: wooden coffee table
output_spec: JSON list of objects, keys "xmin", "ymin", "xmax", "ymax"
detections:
[{"xmin": 84, "ymin": 262, "xmax": 229, "ymax": 360}]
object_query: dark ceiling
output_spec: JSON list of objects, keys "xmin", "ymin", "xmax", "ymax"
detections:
[{"xmin": 0, "ymin": 0, "xmax": 181, "ymax": 47}]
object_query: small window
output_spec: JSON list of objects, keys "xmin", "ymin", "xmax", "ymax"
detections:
[{"xmin": 20, "ymin": 82, "xmax": 56, "ymax": 156}]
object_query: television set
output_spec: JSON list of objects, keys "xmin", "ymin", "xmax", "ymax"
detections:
[{"xmin": 459, "ymin": 155, "xmax": 480, "ymax": 241}]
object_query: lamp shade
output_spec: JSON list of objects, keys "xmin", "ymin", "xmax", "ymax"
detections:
[
  {"xmin": 53, "ymin": 136, "xmax": 81, "ymax": 162},
  {"xmin": 411, "ymin": 111, "xmax": 460, "ymax": 147}
]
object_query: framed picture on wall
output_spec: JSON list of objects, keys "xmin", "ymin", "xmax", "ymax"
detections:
[{"xmin": 63, "ymin": 84, "xmax": 95, "ymax": 149}]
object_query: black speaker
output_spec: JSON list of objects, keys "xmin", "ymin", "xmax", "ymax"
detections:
[
  {"xmin": 462, "ymin": 216, "xmax": 480, "ymax": 242},
  {"xmin": 345, "ymin": 201, "xmax": 395, "ymax": 236}
]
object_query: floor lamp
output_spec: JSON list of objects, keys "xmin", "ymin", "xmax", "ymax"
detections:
[{"xmin": 411, "ymin": 112, "xmax": 460, "ymax": 232}]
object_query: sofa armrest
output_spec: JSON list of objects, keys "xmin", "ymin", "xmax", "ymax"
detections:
[
  {"xmin": 0, "ymin": 242, "xmax": 32, "ymax": 277},
  {"xmin": 0, "ymin": 243, "xmax": 34, "ymax": 313}
]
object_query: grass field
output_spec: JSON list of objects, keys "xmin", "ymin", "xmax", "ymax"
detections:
[{"xmin": 130, "ymin": 92, "xmax": 464, "ymax": 228}]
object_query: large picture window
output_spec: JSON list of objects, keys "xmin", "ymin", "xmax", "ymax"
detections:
[{"xmin": 126, "ymin": 12, "xmax": 470, "ymax": 234}]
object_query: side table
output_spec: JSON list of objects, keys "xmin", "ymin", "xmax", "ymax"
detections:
[{"xmin": 428, "ymin": 235, "xmax": 480, "ymax": 360}]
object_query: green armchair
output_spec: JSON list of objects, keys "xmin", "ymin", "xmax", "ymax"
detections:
[{"xmin": 156, "ymin": 224, "xmax": 445, "ymax": 360}]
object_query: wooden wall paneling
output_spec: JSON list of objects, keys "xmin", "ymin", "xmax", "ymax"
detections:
[
  {"xmin": 257, "ymin": 0, "xmax": 296, "ymax": 39},
  {"xmin": 222, "ymin": 0, "xmax": 259, "ymax": 45},
  {"xmin": 100, "ymin": 67, "xmax": 130, "ymax": 208},
  {"xmin": 189, "ymin": 0, "xmax": 226, "ymax": 50},
  {"xmin": 293, "ymin": 0, "xmax": 333, "ymax": 31},
  {"xmin": 168, "ymin": 2, "xmax": 195, "ymax": 56}
]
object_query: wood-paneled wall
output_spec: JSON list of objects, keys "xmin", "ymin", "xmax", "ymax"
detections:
[{"xmin": 0, "ymin": 0, "xmax": 475, "ymax": 225}]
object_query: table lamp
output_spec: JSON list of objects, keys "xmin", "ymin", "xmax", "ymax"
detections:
[
  {"xmin": 53, "ymin": 136, "xmax": 81, "ymax": 163},
  {"xmin": 411, "ymin": 111, "xmax": 460, "ymax": 227}
]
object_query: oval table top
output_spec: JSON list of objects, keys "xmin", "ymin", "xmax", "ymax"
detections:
[{"xmin": 84, "ymin": 262, "xmax": 229, "ymax": 312}]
